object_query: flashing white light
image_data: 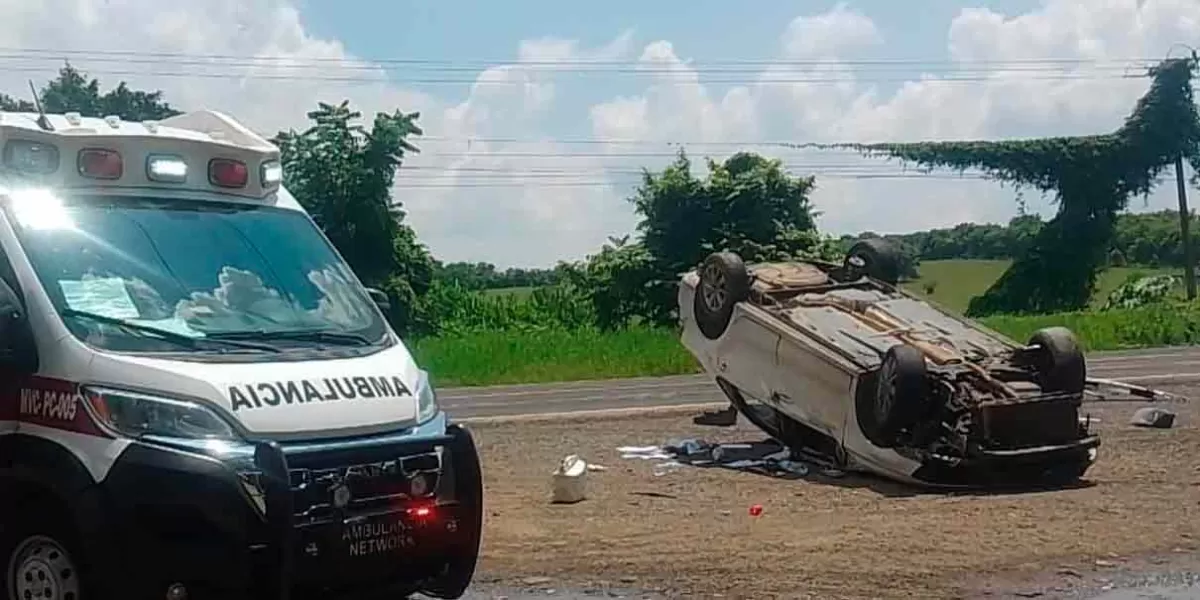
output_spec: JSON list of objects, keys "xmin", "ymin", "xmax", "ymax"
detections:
[
  {"xmin": 261, "ymin": 161, "xmax": 283, "ymax": 186},
  {"xmin": 147, "ymin": 155, "xmax": 188, "ymax": 183},
  {"xmin": 7, "ymin": 188, "xmax": 75, "ymax": 231}
]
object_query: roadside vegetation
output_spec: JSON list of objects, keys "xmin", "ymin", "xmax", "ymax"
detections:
[{"xmin": 16, "ymin": 59, "xmax": 1200, "ymax": 388}]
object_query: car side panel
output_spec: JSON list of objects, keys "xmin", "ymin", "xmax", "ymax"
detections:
[{"xmin": 772, "ymin": 331, "xmax": 858, "ymax": 439}]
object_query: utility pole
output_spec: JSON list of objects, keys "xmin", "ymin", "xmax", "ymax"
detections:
[{"xmin": 1177, "ymin": 154, "xmax": 1197, "ymax": 300}]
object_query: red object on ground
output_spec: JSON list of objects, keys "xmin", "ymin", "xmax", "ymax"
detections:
[{"xmin": 749, "ymin": 504, "xmax": 763, "ymax": 517}]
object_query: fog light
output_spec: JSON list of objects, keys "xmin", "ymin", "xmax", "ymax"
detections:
[
  {"xmin": 409, "ymin": 473, "xmax": 432, "ymax": 497},
  {"xmin": 166, "ymin": 583, "xmax": 188, "ymax": 600}
]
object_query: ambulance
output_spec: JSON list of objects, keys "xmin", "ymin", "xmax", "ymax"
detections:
[{"xmin": 0, "ymin": 109, "xmax": 483, "ymax": 600}]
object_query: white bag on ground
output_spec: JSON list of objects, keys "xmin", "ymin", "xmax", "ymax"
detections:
[{"xmin": 550, "ymin": 454, "xmax": 589, "ymax": 504}]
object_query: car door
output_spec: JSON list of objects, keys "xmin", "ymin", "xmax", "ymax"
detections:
[{"xmin": 770, "ymin": 313, "xmax": 862, "ymax": 439}]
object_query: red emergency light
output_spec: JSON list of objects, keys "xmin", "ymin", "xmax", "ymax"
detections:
[
  {"xmin": 208, "ymin": 158, "xmax": 249, "ymax": 189},
  {"xmin": 78, "ymin": 148, "xmax": 123, "ymax": 180}
]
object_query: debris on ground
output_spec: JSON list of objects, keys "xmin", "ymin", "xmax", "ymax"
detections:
[
  {"xmin": 1130, "ymin": 407, "xmax": 1177, "ymax": 429},
  {"xmin": 618, "ymin": 438, "xmax": 818, "ymax": 479},
  {"xmin": 551, "ymin": 454, "xmax": 590, "ymax": 504}
]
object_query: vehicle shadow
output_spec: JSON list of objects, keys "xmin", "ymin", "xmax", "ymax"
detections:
[{"xmin": 674, "ymin": 437, "xmax": 1098, "ymax": 499}]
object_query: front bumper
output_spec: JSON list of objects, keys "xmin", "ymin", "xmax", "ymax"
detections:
[{"xmin": 79, "ymin": 413, "xmax": 482, "ymax": 600}]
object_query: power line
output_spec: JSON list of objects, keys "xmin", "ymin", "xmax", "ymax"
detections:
[
  {"xmin": 0, "ymin": 55, "xmax": 1155, "ymax": 76},
  {"xmin": 0, "ymin": 46, "xmax": 1166, "ymax": 68},
  {"xmin": 0, "ymin": 64, "xmax": 1146, "ymax": 86},
  {"xmin": 398, "ymin": 164, "xmax": 971, "ymax": 175}
]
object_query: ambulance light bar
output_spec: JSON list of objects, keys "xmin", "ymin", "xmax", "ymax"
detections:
[
  {"xmin": 209, "ymin": 158, "xmax": 248, "ymax": 188},
  {"xmin": 78, "ymin": 148, "xmax": 123, "ymax": 180},
  {"xmin": 3, "ymin": 139, "xmax": 60, "ymax": 175},
  {"xmin": 261, "ymin": 161, "xmax": 283, "ymax": 186},
  {"xmin": 2, "ymin": 139, "xmax": 281, "ymax": 191},
  {"xmin": 147, "ymin": 155, "xmax": 188, "ymax": 183}
]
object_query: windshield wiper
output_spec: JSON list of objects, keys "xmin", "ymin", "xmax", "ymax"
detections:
[
  {"xmin": 207, "ymin": 328, "xmax": 376, "ymax": 347},
  {"xmin": 61, "ymin": 308, "xmax": 283, "ymax": 353}
]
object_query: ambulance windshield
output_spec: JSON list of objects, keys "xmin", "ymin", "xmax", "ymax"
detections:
[{"xmin": 6, "ymin": 191, "xmax": 390, "ymax": 354}]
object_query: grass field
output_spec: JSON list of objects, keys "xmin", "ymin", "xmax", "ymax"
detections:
[
  {"xmin": 483, "ymin": 260, "xmax": 1183, "ymax": 313},
  {"xmin": 901, "ymin": 259, "xmax": 1179, "ymax": 312},
  {"xmin": 422, "ymin": 260, "xmax": 1194, "ymax": 387},
  {"xmin": 415, "ymin": 303, "xmax": 1200, "ymax": 387}
]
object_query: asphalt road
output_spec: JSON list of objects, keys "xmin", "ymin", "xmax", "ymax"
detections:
[{"xmin": 439, "ymin": 345, "xmax": 1200, "ymax": 420}]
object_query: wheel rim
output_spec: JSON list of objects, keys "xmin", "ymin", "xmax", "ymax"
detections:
[
  {"xmin": 875, "ymin": 360, "xmax": 897, "ymax": 426},
  {"xmin": 7, "ymin": 536, "xmax": 80, "ymax": 600},
  {"xmin": 700, "ymin": 264, "xmax": 728, "ymax": 312}
]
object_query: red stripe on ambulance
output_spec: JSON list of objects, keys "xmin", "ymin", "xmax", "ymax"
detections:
[{"xmin": 2, "ymin": 375, "xmax": 112, "ymax": 438}]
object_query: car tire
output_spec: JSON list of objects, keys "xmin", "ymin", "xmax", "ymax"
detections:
[
  {"xmin": 843, "ymin": 238, "xmax": 902, "ymax": 286},
  {"xmin": 1028, "ymin": 327, "xmax": 1086, "ymax": 395},
  {"xmin": 422, "ymin": 424, "xmax": 484, "ymax": 600},
  {"xmin": 872, "ymin": 344, "xmax": 929, "ymax": 445},
  {"xmin": 693, "ymin": 251, "xmax": 751, "ymax": 340},
  {"xmin": 0, "ymin": 502, "xmax": 93, "ymax": 600}
]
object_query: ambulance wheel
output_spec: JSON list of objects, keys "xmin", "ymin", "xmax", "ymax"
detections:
[
  {"xmin": 0, "ymin": 502, "xmax": 92, "ymax": 600},
  {"xmin": 694, "ymin": 252, "xmax": 751, "ymax": 340},
  {"xmin": 422, "ymin": 424, "xmax": 484, "ymax": 600}
]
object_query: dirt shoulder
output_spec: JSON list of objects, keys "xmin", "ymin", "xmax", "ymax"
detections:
[{"xmin": 467, "ymin": 387, "xmax": 1200, "ymax": 599}]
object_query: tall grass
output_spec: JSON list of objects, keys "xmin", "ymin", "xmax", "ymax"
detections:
[{"xmin": 415, "ymin": 297, "xmax": 1200, "ymax": 387}]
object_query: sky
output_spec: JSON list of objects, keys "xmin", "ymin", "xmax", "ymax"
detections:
[{"xmin": 0, "ymin": 0, "xmax": 1198, "ymax": 267}]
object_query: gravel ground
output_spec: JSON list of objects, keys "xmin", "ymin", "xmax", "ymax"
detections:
[{"xmin": 462, "ymin": 384, "xmax": 1199, "ymax": 599}]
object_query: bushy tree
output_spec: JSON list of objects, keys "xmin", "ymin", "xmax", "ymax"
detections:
[
  {"xmin": 273, "ymin": 101, "xmax": 435, "ymax": 335},
  {"xmin": 566, "ymin": 151, "xmax": 838, "ymax": 328},
  {"xmin": 1, "ymin": 63, "xmax": 180, "ymax": 121}
]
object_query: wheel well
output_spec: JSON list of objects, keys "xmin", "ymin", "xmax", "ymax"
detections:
[{"xmin": 0, "ymin": 475, "xmax": 72, "ymax": 520}]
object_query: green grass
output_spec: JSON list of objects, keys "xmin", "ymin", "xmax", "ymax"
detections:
[
  {"xmin": 902, "ymin": 259, "xmax": 1180, "ymax": 313},
  {"xmin": 481, "ymin": 286, "xmax": 536, "ymax": 299},
  {"xmin": 413, "ymin": 327, "xmax": 699, "ymax": 387},
  {"xmin": 415, "ymin": 303, "xmax": 1200, "ymax": 387}
]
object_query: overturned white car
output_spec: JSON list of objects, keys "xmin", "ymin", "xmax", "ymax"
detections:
[{"xmin": 678, "ymin": 240, "xmax": 1101, "ymax": 488}]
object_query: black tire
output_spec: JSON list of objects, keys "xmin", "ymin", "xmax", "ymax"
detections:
[
  {"xmin": 422, "ymin": 424, "xmax": 484, "ymax": 600},
  {"xmin": 872, "ymin": 344, "xmax": 929, "ymax": 446},
  {"xmin": 1027, "ymin": 327, "xmax": 1086, "ymax": 395},
  {"xmin": 693, "ymin": 252, "xmax": 751, "ymax": 340},
  {"xmin": 843, "ymin": 238, "xmax": 902, "ymax": 285},
  {"xmin": 0, "ymin": 503, "xmax": 92, "ymax": 600}
]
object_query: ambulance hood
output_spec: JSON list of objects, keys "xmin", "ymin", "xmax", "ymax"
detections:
[{"xmin": 85, "ymin": 342, "xmax": 422, "ymax": 439}]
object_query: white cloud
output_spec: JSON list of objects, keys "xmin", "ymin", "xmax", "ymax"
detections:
[
  {"xmin": 1, "ymin": 0, "xmax": 1198, "ymax": 267},
  {"xmin": 591, "ymin": 0, "xmax": 1200, "ymax": 241}
]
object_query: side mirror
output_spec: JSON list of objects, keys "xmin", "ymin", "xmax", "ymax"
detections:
[{"xmin": 365, "ymin": 287, "xmax": 391, "ymax": 312}]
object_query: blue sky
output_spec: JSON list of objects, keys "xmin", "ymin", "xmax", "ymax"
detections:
[{"xmin": 297, "ymin": 0, "xmax": 1046, "ymax": 137}]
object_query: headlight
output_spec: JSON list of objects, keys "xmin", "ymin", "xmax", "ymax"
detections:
[
  {"xmin": 82, "ymin": 386, "xmax": 240, "ymax": 440},
  {"xmin": 416, "ymin": 370, "xmax": 440, "ymax": 424}
]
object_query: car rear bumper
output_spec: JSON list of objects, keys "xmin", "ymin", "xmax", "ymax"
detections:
[
  {"xmin": 910, "ymin": 435, "xmax": 1100, "ymax": 488},
  {"xmin": 77, "ymin": 414, "xmax": 481, "ymax": 600}
]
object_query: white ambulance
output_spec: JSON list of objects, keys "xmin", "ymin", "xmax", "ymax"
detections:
[{"xmin": 0, "ymin": 109, "xmax": 483, "ymax": 600}]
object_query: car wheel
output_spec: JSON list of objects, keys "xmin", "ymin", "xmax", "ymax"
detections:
[
  {"xmin": 1027, "ymin": 327, "xmax": 1086, "ymax": 395},
  {"xmin": 693, "ymin": 251, "xmax": 751, "ymax": 340},
  {"xmin": 422, "ymin": 424, "xmax": 484, "ymax": 600},
  {"xmin": 872, "ymin": 344, "xmax": 929, "ymax": 446},
  {"xmin": 842, "ymin": 238, "xmax": 902, "ymax": 286},
  {"xmin": 1, "ymin": 507, "xmax": 91, "ymax": 600}
]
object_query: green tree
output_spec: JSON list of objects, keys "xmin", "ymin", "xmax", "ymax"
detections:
[
  {"xmin": 273, "ymin": 101, "xmax": 434, "ymax": 335},
  {"xmin": 568, "ymin": 151, "xmax": 837, "ymax": 328},
  {"xmin": 1, "ymin": 63, "xmax": 181, "ymax": 121},
  {"xmin": 827, "ymin": 57, "xmax": 1200, "ymax": 316}
]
